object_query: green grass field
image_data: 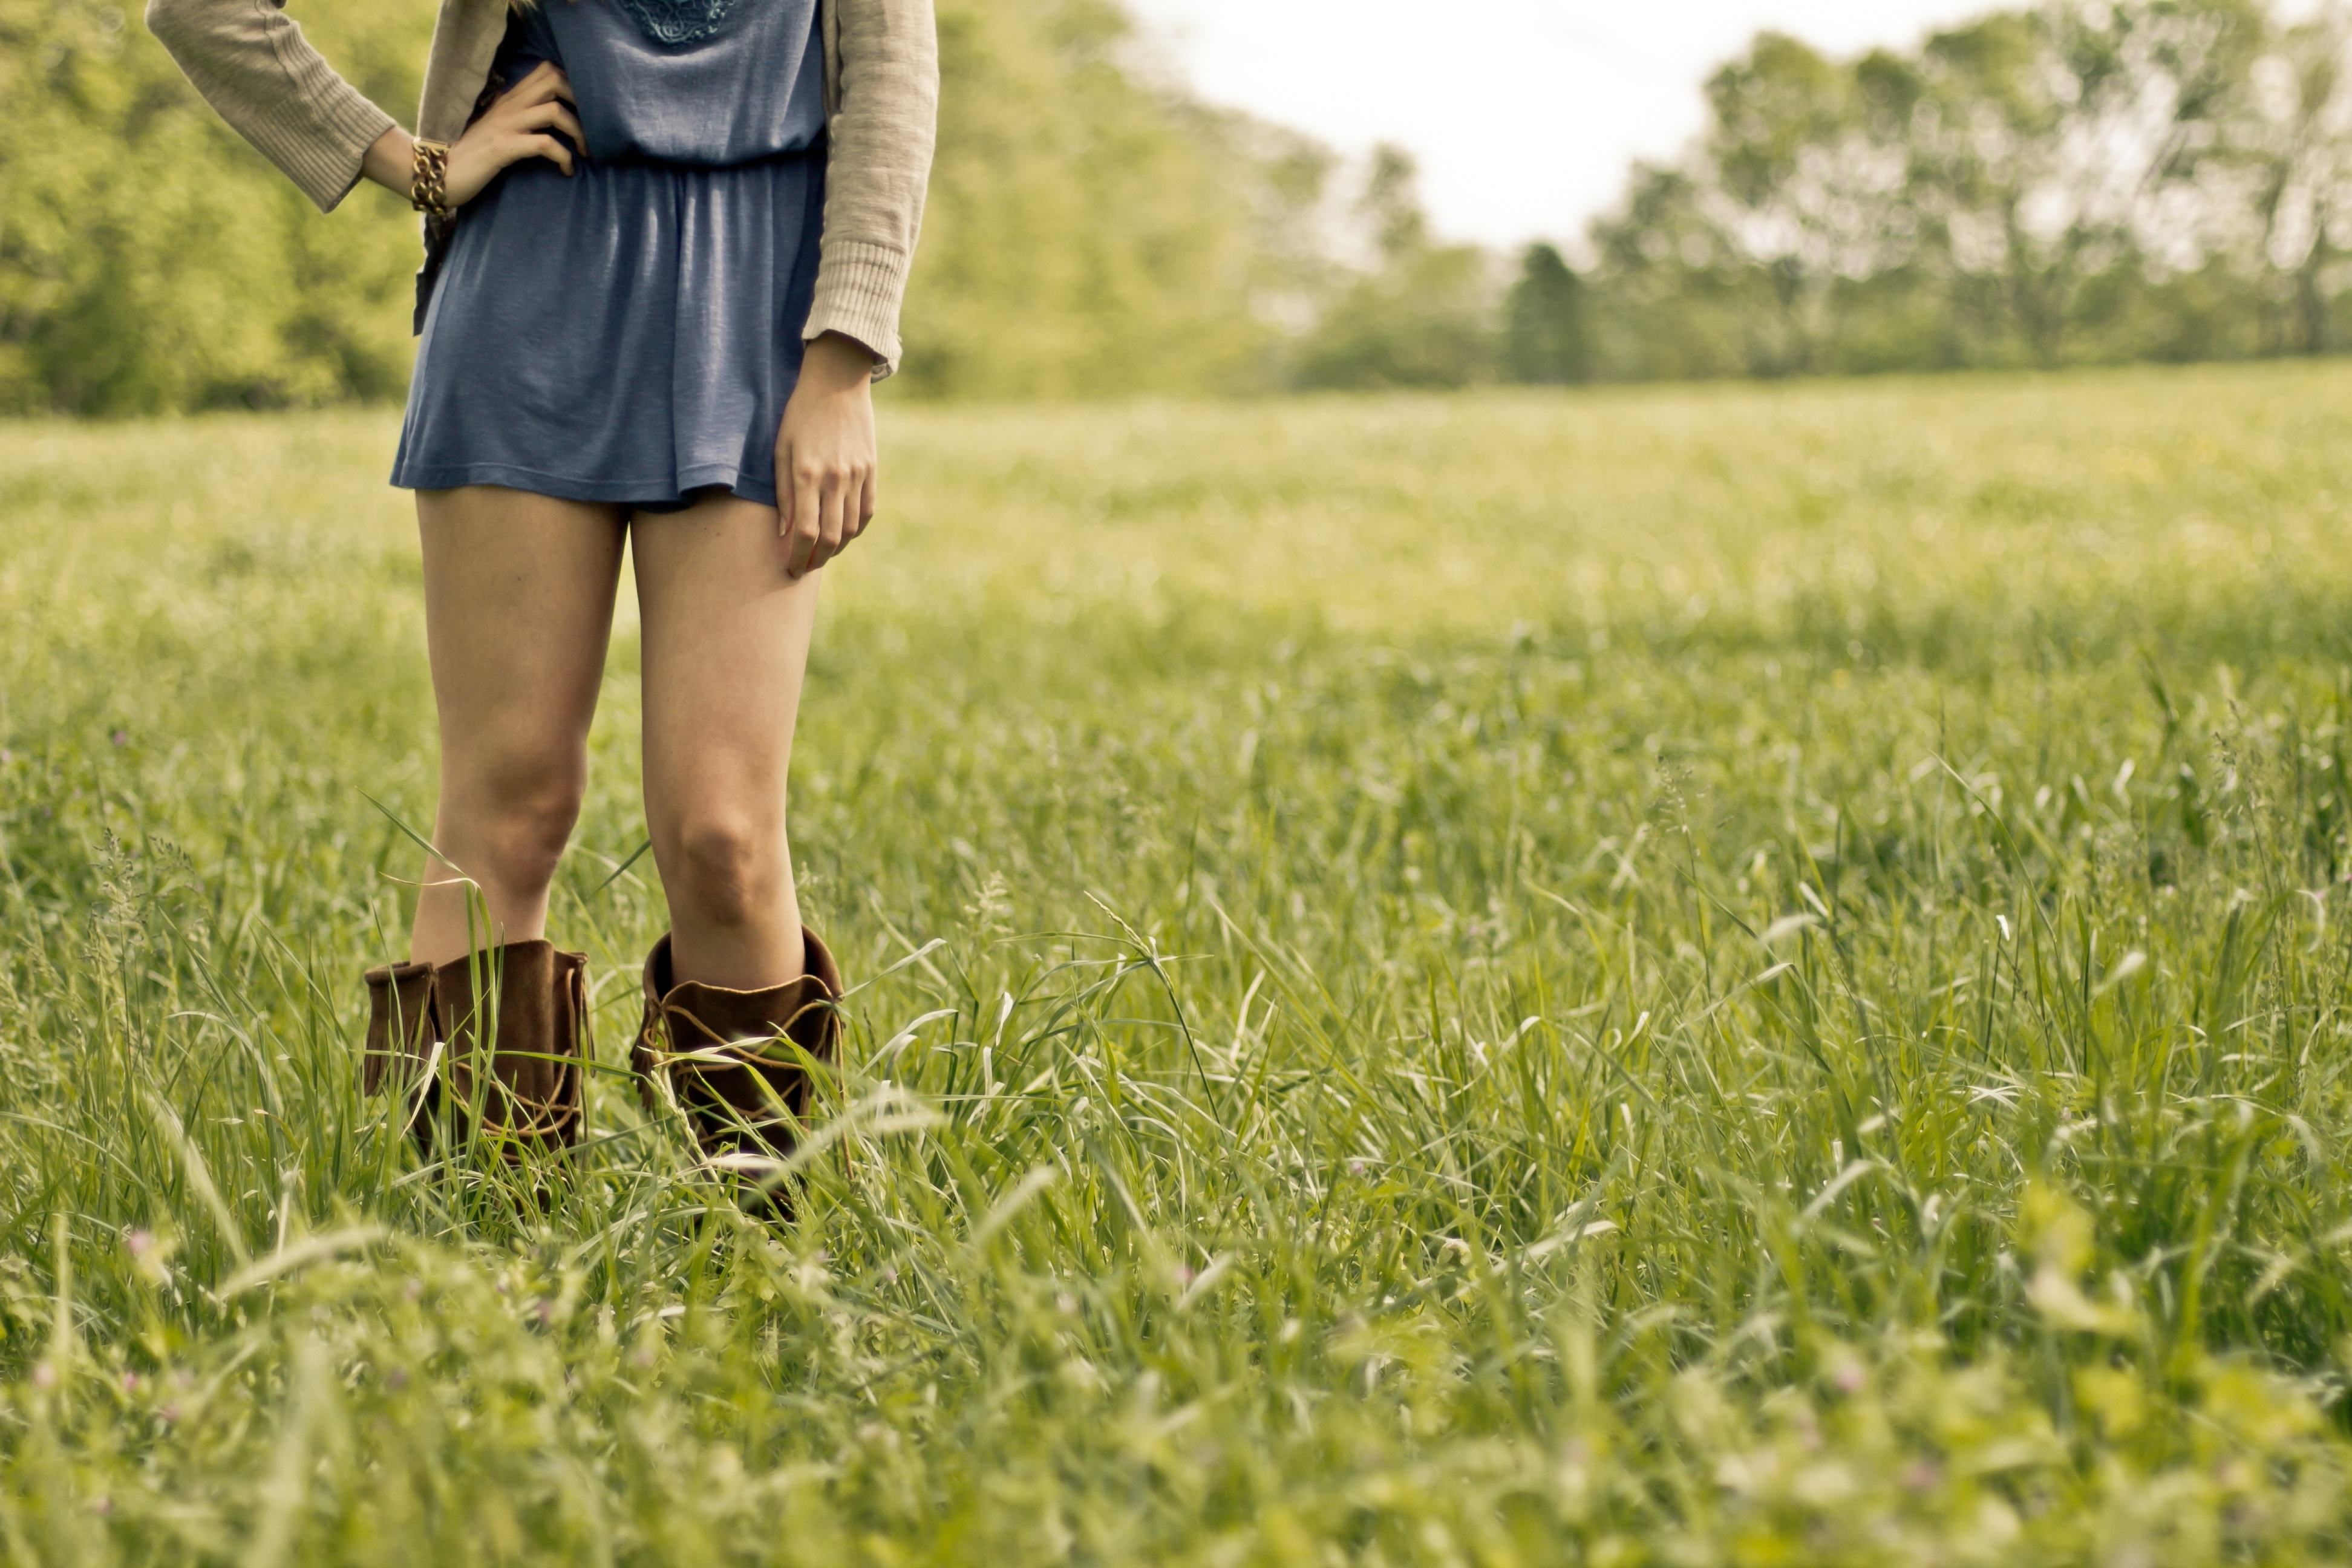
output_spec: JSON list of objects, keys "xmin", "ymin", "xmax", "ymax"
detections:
[{"xmin": 7, "ymin": 364, "xmax": 2352, "ymax": 1564}]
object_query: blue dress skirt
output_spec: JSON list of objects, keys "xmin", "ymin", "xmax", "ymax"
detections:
[{"xmin": 392, "ymin": 0, "xmax": 828, "ymax": 512}]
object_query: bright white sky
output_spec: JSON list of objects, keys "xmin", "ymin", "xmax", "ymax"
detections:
[{"xmin": 1120, "ymin": 0, "xmax": 2312, "ymax": 250}]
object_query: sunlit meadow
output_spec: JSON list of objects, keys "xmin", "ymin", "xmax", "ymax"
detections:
[{"xmin": 5, "ymin": 364, "xmax": 2352, "ymax": 1563}]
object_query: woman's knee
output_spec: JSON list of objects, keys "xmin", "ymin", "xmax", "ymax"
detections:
[
  {"xmin": 441, "ymin": 741, "xmax": 588, "ymax": 889},
  {"xmin": 661, "ymin": 808, "xmax": 788, "ymax": 930}
]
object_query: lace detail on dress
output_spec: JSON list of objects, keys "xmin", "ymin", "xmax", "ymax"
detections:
[{"xmin": 613, "ymin": 0, "xmax": 740, "ymax": 46}]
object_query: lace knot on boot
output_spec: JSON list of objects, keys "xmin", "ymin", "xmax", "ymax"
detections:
[{"xmin": 630, "ymin": 929, "xmax": 843, "ymax": 1205}]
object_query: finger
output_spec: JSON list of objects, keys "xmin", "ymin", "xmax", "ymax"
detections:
[
  {"xmin": 814, "ymin": 472, "xmax": 849, "ymax": 570},
  {"xmin": 523, "ymin": 133, "xmax": 575, "ymax": 175},
  {"xmin": 800, "ymin": 475, "xmax": 837, "ymax": 575},
  {"xmin": 517, "ymin": 62, "xmax": 574, "ymax": 106},
  {"xmin": 520, "ymin": 100, "xmax": 587, "ymax": 151},
  {"xmin": 838, "ymin": 469, "xmax": 872, "ymax": 548},
  {"xmin": 787, "ymin": 465, "xmax": 824, "ymax": 578},
  {"xmin": 777, "ymin": 440, "xmax": 796, "ymax": 535},
  {"xmin": 857, "ymin": 468, "xmax": 877, "ymax": 535}
]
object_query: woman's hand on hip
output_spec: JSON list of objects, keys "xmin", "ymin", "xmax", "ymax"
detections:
[
  {"xmin": 444, "ymin": 63, "xmax": 584, "ymax": 204},
  {"xmin": 779, "ymin": 333, "xmax": 880, "ymax": 579}
]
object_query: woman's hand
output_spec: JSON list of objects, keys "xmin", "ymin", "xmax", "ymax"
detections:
[
  {"xmin": 779, "ymin": 334, "xmax": 880, "ymax": 579},
  {"xmin": 445, "ymin": 64, "xmax": 583, "ymax": 203},
  {"xmin": 359, "ymin": 63, "xmax": 583, "ymax": 206}
]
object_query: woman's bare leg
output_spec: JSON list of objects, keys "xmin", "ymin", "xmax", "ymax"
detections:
[
  {"xmin": 411, "ymin": 486, "xmax": 628, "ymax": 966},
  {"xmin": 633, "ymin": 489, "xmax": 820, "ymax": 991}
]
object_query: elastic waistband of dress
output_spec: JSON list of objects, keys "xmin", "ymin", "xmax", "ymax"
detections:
[{"xmin": 586, "ymin": 134, "xmax": 827, "ymax": 175}]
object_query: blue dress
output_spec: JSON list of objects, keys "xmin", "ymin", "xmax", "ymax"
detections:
[{"xmin": 392, "ymin": 0, "xmax": 827, "ymax": 512}]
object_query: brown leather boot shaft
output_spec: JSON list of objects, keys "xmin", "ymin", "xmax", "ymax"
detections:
[
  {"xmin": 363, "ymin": 959, "xmax": 436, "ymax": 1097},
  {"xmin": 364, "ymin": 940, "xmax": 589, "ymax": 1155},
  {"xmin": 631, "ymin": 927, "xmax": 843, "ymax": 1167}
]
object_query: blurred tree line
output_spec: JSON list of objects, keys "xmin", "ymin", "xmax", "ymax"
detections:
[
  {"xmin": 7, "ymin": 0, "xmax": 2352, "ymax": 411},
  {"xmin": 1484, "ymin": 0, "xmax": 2352, "ymax": 387},
  {"xmin": 0, "ymin": 0, "xmax": 430, "ymax": 413}
]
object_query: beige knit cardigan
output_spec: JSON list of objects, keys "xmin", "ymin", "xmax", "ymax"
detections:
[{"xmin": 145, "ymin": 0, "xmax": 938, "ymax": 374}]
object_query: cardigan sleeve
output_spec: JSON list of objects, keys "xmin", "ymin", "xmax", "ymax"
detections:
[
  {"xmin": 806, "ymin": 0, "xmax": 938, "ymax": 379},
  {"xmin": 146, "ymin": 0, "xmax": 397, "ymax": 213}
]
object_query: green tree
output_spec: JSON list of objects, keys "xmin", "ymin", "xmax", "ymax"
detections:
[
  {"xmin": 1503, "ymin": 243, "xmax": 1589, "ymax": 382},
  {"xmin": 0, "ymin": 0, "xmax": 428, "ymax": 414},
  {"xmin": 891, "ymin": 0, "xmax": 1326, "ymax": 399},
  {"xmin": 2208, "ymin": 3, "xmax": 2352, "ymax": 354},
  {"xmin": 1576, "ymin": 0, "xmax": 2303, "ymax": 381},
  {"xmin": 1290, "ymin": 145, "xmax": 1498, "ymax": 390}
]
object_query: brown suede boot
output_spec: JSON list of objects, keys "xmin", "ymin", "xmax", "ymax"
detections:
[
  {"xmin": 630, "ymin": 927, "xmax": 842, "ymax": 1189},
  {"xmin": 364, "ymin": 939, "xmax": 589, "ymax": 1157}
]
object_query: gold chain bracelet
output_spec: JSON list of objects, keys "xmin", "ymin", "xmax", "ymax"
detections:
[{"xmin": 410, "ymin": 139, "xmax": 452, "ymax": 217}]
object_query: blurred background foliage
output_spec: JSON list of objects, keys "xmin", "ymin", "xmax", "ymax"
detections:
[
  {"xmin": 10, "ymin": 0, "xmax": 2352, "ymax": 411},
  {"xmin": 1572, "ymin": 0, "xmax": 2352, "ymax": 383},
  {"xmin": 0, "ymin": 0, "xmax": 429, "ymax": 414}
]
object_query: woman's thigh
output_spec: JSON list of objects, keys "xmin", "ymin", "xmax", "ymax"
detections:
[
  {"xmin": 632, "ymin": 489, "xmax": 818, "ymax": 846},
  {"xmin": 417, "ymin": 485, "xmax": 629, "ymax": 791}
]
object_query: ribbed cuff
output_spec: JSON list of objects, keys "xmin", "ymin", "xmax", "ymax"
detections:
[
  {"xmin": 805, "ymin": 238, "xmax": 909, "ymax": 380},
  {"xmin": 273, "ymin": 80, "xmax": 396, "ymax": 213}
]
